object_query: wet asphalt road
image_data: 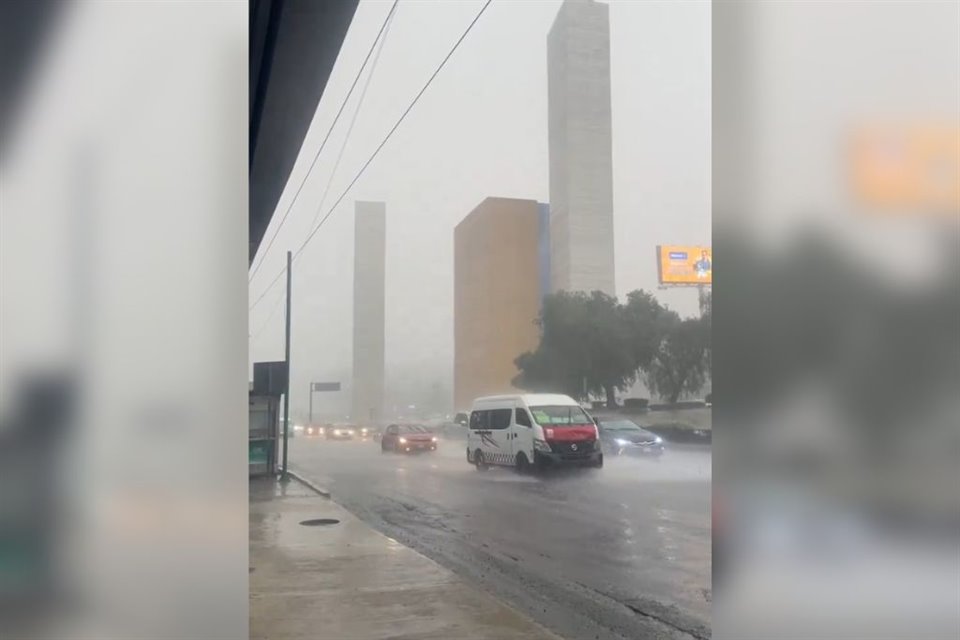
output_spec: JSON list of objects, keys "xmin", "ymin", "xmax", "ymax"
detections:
[{"xmin": 289, "ymin": 436, "xmax": 711, "ymax": 640}]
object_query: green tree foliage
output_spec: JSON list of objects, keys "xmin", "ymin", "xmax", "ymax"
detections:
[
  {"xmin": 646, "ymin": 314, "xmax": 711, "ymax": 404},
  {"xmin": 514, "ymin": 289, "xmax": 711, "ymax": 406},
  {"xmin": 623, "ymin": 289, "xmax": 676, "ymax": 371},
  {"xmin": 513, "ymin": 291, "xmax": 637, "ymax": 406}
]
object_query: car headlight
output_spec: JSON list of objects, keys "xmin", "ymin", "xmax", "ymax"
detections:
[
  {"xmin": 361, "ymin": 428, "xmax": 368, "ymax": 434},
  {"xmin": 398, "ymin": 437, "xmax": 407, "ymax": 444},
  {"xmin": 431, "ymin": 437, "xmax": 437, "ymax": 442},
  {"xmin": 533, "ymin": 439, "xmax": 551, "ymax": 452},
  {"xmin": 615, "ymin": 438, "xmax": 630, "ymax": 446},
  {"xmin": 307, "ymin": 427, "xmax": 313, "ymax": 434},
  {"xmin": 333, "ymin": 429, "xmax": 341, "ymax": 435},
  {"xmin": 655, "ymin": 436, "xmax": 663, "ymax": 444}
]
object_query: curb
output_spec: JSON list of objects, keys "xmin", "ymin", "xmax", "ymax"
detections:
[{"xmin": 286, "ymin": 470, "xmax": 331, "ymax": 498}]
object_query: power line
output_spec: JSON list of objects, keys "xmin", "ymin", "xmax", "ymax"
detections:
[
  {"xmin": 250, "ymin": 286, "xmax": 285, "ymax": 341},
  {"xmin": 248, "ymin": 0, "xmax": 400, "ymax": 285},
  {"xmin": 249, "ymin": 0, "xmax": 494, "ymax": 311},
  {"xmin": 249, "ymin": 259, "xmax": 288, "ymax": 312},
  {"xmin": 294, "ymin": 0, "xmax": 493, "ymax": 259},
  {"xmin": 308, "ymin": 0, "xmax": 396, "ymax": 231}
]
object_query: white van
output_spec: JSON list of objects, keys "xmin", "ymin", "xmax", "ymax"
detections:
[{"xmin": 466, "ymin": 394, "xmax": 603, "ymax": 471}]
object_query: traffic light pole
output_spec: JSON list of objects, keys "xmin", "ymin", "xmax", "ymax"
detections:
[{"xmin": 281, "ymin": 251, "xmax": 292, "ymax": 478}]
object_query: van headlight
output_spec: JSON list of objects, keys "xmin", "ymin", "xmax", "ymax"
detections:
[
  {"xmin": 655, "ymin": 436, "xmax": 663, "ymax": 444},
  {"xmin": 533, "ymin": 439, "xmax": 552, "ymax": 452}
]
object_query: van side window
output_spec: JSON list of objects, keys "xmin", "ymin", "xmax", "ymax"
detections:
[
  {"xmin": 515, "ymin": 408, "xmax": 532, "ymax": 427},
  {"xmin": 470, "ymin": 410, "xmax": 488, "ymax": 429},
  {"xmin": 489, "ymin": 408, "xmax": 511, "ymax": 430}
]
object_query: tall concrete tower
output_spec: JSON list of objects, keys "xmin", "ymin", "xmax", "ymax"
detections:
[
  {"xmin": 547, "ymin": 0, "xmax": 615, "ymax": 295},
  {"xmin": 352, "ymin": 201, "xmax": 385, "ymax": 424}
]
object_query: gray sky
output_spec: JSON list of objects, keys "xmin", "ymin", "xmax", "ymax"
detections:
[{"xmin": 248, "ymin": 0, "xmax": 711, "ymax": 417}]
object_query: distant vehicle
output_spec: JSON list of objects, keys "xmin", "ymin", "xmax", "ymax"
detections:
[
  {"xmin": 303, "ymin": 424, "xmax": 323, "ymax": 437},
  {"xmin": 355, "ymin": 426, "xmax": 375, "ymax": 440},
  {"xmin": 381, "ymin": 424, "xmax": 437, "ymax": 453},
  {"xmin": 596, "ymin": 418, "xmax": 664, "ymax": 457},
  {"xmin": 466, "ymin": 394, "xmax": 603, "ymax": 472},
  {"xmin": 292, "ymin": 424, "xmax": 304, "ymax": 437},
  {"xmin": 326, "ymin": 425, "xmax": 355, "ymax": 440},
  {"xmin": 453, "ymin": 412, "xmax": 469, "ymax": 426}
]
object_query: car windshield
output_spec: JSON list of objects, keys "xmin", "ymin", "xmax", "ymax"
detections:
[
  {"xmin": 529, "ymin": 405, "xmax": 593, "ymax": 427},
  {"xmin": 400, "ymin": 425, "xmax": 430, "ymax": 434},
  {"xmin": 600, "ymin": 420, "xmax": 645, "ymax": 433}
]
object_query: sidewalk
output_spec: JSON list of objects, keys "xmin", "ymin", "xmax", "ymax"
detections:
[{"xmin": 249, "ymin": 476, "xmax": 560, "ymax": 640}]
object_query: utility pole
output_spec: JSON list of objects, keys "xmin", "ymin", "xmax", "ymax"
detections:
[{"xmin": 281, "ymin": 251, "xmax": 292, "ymax": 478}]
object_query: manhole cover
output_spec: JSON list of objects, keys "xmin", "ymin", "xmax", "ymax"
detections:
[{"xmin": 299, "ymin": 518, "xmax": 340, "ymax": 527}]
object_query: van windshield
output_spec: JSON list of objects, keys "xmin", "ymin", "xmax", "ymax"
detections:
[{"xmin": 529, "ymin": 405, "xmax": 592, "ymax": 427}]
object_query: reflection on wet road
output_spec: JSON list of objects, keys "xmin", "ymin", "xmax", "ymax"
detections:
[{"xmin": 290, "ymin": 437, "xmax": 711, "ymax": 640}]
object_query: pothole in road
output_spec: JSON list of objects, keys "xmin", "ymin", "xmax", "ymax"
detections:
[{"xmin": 299, "ymin": 518, "xmax": 340, "ymax": 527}]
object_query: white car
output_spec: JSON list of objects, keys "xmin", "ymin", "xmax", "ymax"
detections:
[{"xmin": 325, "ymin": 425, "xmax": 355, "ymax": 440}]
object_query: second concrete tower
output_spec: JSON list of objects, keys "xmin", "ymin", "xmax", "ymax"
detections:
[{"xmin": 352, "ymin": 201, "xmax": 385, "ymax": 424}]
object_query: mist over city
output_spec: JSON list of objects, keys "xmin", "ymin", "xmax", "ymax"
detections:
[
  {"xmin": 247, "ymin": 0, "xmax": 710, "ymax": 421},
  {"xmin": 1, "ymin": 0, "xmax": 955, "ymax": 639}
]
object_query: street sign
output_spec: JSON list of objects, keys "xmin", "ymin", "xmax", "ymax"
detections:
[
  {"xmin": 311, "ymin": 382, "xmax": 341, "ymax": 392},
  {"xmin": 253, "ymin": 361, "xmax": 287, "ymax": 395}
]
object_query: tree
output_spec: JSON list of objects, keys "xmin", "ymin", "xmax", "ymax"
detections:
[
  {"xmin": 513, "ymin": 291, "xmax": 637, "ymax": 407},
  {"xmin": 646, "ymin": 315, "xmax": 711, "ymax": 404},
  {"xmin": 623, "ymin": 289, "xmax": 676, "ymax": 372}
]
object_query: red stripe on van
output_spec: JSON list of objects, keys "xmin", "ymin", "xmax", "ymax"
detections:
[{"xmin": 542, "ymin": 425, "xmax": 596, "ymax": 442}]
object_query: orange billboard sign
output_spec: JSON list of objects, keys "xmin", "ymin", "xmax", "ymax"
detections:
[
  {"xmin": 851, "ymin": 125, "xmax": 959, "ymax": 213},
  {"xmin": 657, "ymin": 245, "xmax": 712, "ymax": 285}
]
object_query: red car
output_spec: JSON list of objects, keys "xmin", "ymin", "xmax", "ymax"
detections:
[{"xmin": 381, "ymin": 424, "xmax": 437, "ymax": 454}]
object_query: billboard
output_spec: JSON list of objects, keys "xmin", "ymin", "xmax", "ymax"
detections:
[
  {"xmin": 657, "ymin": 245, "xmax": 712, "ymax": 285},
  {"xmin": 851, "ymin": 125, "xmax": 959, "ymax": 213}
]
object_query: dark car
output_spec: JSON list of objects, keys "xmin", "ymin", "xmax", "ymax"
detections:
[
  {"xmin": 596, "ymin": 418, "xmax": 664, "ymax": 457},
  {"xmin": 381, "ymin": 424, "xmax": 437, "ymax": 454}
]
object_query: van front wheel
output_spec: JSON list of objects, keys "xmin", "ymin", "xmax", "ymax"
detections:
[
  {"xmin": 474, "ymin": 450, "xmax": 489, "ymax": 471},
  {"xmin": 515, "ymin": 452, "xmax": 530, "ymax": 474}
]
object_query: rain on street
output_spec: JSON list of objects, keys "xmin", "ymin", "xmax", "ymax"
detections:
[{"xmin": 290, "ymin": 435, "xmax": 711, "ymax": 640}]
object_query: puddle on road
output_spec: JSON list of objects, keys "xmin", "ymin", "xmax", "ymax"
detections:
[{"xmin": 300, "ymin": 518, "xmax": 340, "ymax": 527}]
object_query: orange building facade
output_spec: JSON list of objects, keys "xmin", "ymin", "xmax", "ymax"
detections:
[{"xmin": 454, "ymin": 197, "xmax": 545, "ymax": 411}]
